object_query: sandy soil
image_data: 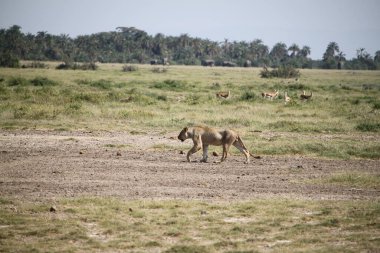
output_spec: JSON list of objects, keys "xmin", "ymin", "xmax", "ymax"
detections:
[{"xmin": 0, "ymin": 130, "xmax": 379, "ymax": 201}]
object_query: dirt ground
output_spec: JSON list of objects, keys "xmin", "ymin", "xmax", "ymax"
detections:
[{"xmin": 0, "ymin": 130, "xmax": 379, "ymax": 201}]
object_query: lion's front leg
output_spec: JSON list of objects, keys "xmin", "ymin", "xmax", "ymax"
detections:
[
  {"xmin": 200, "ymin": 144, "xmax": 209, "ymax": 163},
  {"xmin": 187, "ymin": 136, "xmax": 202, "ymax": 162}
]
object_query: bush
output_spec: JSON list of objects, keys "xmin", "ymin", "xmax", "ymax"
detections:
[
  {"xmin": 151, "ymin": 67, "xmax": 168, "ymax": 73},
  {"xmin": 122, "ymin": 65, "xmax": 138, "ymax": 72},
  {"xmin": 21, "ymin": 61, "xmax": 47, "ymax": 69},
  {"xmin": 7, "ymin": 77, "xmax": 28, "ymax": 86},
  {"xmin": 0, "ymin": 52, "xmax": 19, "ymax": 68},
  {"xmin": 356, "ymin": 122, "xmax": 380, "ymax": 132},
  {"xmin": 89, "ymin": 80, "xmax": 112, "ymax": 89},
  {"xmin": 260, "ymin": 66, "xmax": 300, "ymax": 79},
  {"xmin": 151, "ymin": 79, "xmax": 187, "ymax": 91},
  {"xmin": 240, "ymin": 90, "xmax": 256, "ymax": 101},
  {"xmin": 56, "ymin": 62, "xmax": 97, "ymax": 70},
  {"xmin": 30, "ymin": 77, "xmax": 57, "ymax": 86}
]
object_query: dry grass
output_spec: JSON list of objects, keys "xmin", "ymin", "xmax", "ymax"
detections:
[{"xmin": 1, "ymin": 197, "xmax": 379, "ymax": 253}]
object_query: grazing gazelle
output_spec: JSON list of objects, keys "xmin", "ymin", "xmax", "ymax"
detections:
[
  {"xmin": 216, "ymin": 91, "xmax": 231, "ymax": 99},
  {"xmin": 284, "ymin": 92, "xmax": 291, "ymax": 104},
  {"xmin": 300, "ymin": 90, "xmax": 313, "ymax": 100},
  {"xmin": 261, "ymin": 90, "xmax": 279, "ymax": 100}
]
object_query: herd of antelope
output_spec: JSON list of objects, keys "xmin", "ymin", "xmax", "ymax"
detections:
[
  {"xmin": 215, "ymin": 89, "xmax": 313, "ymax": 103},
  {"xmin": 261, "ymin": 89, "xmax": 313, "ymax": 104}
]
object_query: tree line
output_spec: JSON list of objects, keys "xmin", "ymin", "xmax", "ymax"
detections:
[{"xmin": 1, "ymin": 25, "xmax": 379, "ymax": 70}]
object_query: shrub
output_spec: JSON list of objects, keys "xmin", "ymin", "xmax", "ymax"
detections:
[
  {"xmin": 56, "ymin": 62, "xmax": 97, "ymax": 70},
  {"xmin": 356, "ymin": 122, "xmax": 380, "ymax": 132},
  {"xmin": 372, "ymin": 101, "xmax": 380, "ymax": 110},
  {"xmin": 240, "ymin": 90, "xmax": 256, "ymax": 101},
  {"xmin": 80, "ymin": 62, "xmax": 98, "ymax": 70},
  {"xmin": 122, "ymin": 65, "xmax": 138, "ymax": 72},
  {"xmin": 151, "ymin": 67, "xmax": 168, "ymax": 73},
  {"xmin": 30, "ymin": 77, "xmax": 57, "ymax": 86},
  {"xmin": 89, "ymin": 80, "xmax": 112, "ymax": 89},
  {"xmin": 152, "ymin": 79, "xmax": 187, "ymax": 91},
  {"xmin": 21, "ymin": 61, "xmax": 47, "ymax": 69},
  {"xmin": 7, "ymin": 77, "xmax": 28, "ymax": 86},
  {"xmin": 0, "ymin": 52, "xmax": 19, "ymax": 68},
  {"xmin": 260, "ymin": 66, "xmax": 300, "ymax": 79}
]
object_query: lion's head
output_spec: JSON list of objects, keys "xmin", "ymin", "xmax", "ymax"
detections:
[{"xmin": 178, "ymin": 127, "xmax": 188, "ymax": 142}]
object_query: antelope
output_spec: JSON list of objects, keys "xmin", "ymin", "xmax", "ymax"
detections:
[
  {"xmin": 300, "ymin": 90, "xmax": 313, "ymax": 100},
  {"xmin": 216, "ymin": 90, "xmax": 230, "ymax": 99},
  {"xmin": 261, "ymin": 90, "xmax": 279, "ymax": 100},
  {"xmin": 284, "ymin": 92, "xmax": 291, "ymax": 104}
]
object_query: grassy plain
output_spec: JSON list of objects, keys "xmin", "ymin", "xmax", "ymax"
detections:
[
  {"xmin": 0, "ymin": 62, "xmax": 379, "ymax": 159},
  {"xmin": 1, "ymin": 197, "xmax": 379, "ymax": 253},
  {"xmin": 0, "ymin": 63, "xmax": 379, "ymax": 252}
]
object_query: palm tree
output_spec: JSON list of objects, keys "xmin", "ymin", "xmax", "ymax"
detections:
[
  {"xmin": 374, "ymin": 50, "xmax": 380, "ymax": 62},
  {"xmin": 322, "ymin": 42, "xmax": 340, "ymax": 69},
  {"xmin": 288, "ymin": 43, "xmax": 300, "ymax": 58},
  {"xmin": 337, "ymin": 52, "xmax": 346, "ymax": 69},
  {"xmin": 323, "ymin": 42, "xmax": 339, "ymax": 60},
  {"xmin": 270, "ymin": 42, "xmax": 288, "ymax": 67},
  {"xmin": 299, "ymin": 46, "xmax": 311, "ymax": 58}
]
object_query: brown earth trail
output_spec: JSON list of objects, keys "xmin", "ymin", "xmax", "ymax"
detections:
[{"xmin": 0, "ymin": 131, "xmax": 379, "ymax": 201}]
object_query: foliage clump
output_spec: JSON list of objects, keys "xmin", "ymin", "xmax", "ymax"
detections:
[
  {"xmin": 56, "ymin": 62, "xmax": 97, "ymax": 70},
  {"xmin": 30, "ymin": 77, "xmax": 57, "ymax": 86},
  {"xmin": 122, "ymin": 65, "xmax": 138, "ymax": 72},
  {"xmin": 356, "ymin": 122, "xmax": 380, "ymax": 132},
  {"xmin": 151, "ymin": 79, "xmax": 187, "ymax": 91},
  {"xmin": 0, "ymin": 52, "xmax": 20, "ymax": 68},
  {"xmin": 21, "ymin": 61, "xmax": 47, "ymax": 69},
  {"xmin": 240, "ymin": 90, "xmax": 256, "ymax": 101},
  {"xmin": 260, "ymin": 66, "xmax": 300, "ymax": 79}
]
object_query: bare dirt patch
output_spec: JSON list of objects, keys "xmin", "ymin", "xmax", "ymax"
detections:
[{"xmin": 0, "ymin": 130, "xmax": 379, "ymax": 201}]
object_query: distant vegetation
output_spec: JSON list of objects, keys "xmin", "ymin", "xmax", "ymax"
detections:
[{"xmin": 1, "ymin": 25, "xmax": 379, "ymax": 69}]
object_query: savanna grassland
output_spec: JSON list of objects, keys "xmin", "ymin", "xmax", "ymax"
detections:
[{"xmin": 0, "ymin": 63, "xmax": 379, "ymax": 252}]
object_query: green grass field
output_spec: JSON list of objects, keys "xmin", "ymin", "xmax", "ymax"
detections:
[
  {"xmin": 1, "ymin": 197, "xmax": 379, "ymax": 253},
  {"xmin": 0, "ymin": 62, "xmax": 379, "ymax": 159},
  {"xmin": 0, "ymin": 63, "xmax": 379, "ymax": 252}
]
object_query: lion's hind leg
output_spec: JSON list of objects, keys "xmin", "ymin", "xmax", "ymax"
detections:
[{"xmin": 233, "ymin": 140, "xmax": 250, "ymax": 164}]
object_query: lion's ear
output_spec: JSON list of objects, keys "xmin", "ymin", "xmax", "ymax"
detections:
[{"xmin": 184, "ymin": 127, "xmax": 188, "ymax": 131}]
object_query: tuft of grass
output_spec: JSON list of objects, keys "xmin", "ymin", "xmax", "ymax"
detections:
[
  {"xmin": 151, "ymin": 79, "xmax": 188, "ymax": 91},
  {"xmin": 30, "ymin": 76, "xmax": 57, "ymax": 86},
  {"xmin": 7, "ymin": 76, "xmax": 28, "ymax": 86},
  {"xmin": 164, "ymin": 245, "xmax": 208, "ymax": 253},
  {"xmin": 122, "ymin": 64, "xmax": 139, "ymax": 72},
  {"xmin": 325, "ymin": 173, "xmax": 380, "ymax": 188},
  {"xmin": 356, "ymin": 122, "xmax": 380, "ymax": 132},
  {"xmin": 240, "ymin": 90, "xmax": 256, "ymax": 101}
]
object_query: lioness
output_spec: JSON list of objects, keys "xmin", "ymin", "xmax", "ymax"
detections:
[{"xmin": 178, "ymin": 126, "xmax": 250, "ymax": 164}]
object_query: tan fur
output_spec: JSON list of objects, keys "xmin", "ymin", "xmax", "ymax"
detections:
[
  {"xmin": 261, "ymin": 90, "xmax": 279, "ymax": 100},
  {"xmin": 178, "ymin": 126, "xmax": 250, "ymax": 164},
  {"xmin": 216, "ymin": 91, "xmax": 230, "ymax": 99},
  {"xmin": 284, "ymin": 92, "xmax": 291, "ymax": 104},
  {"xmin": 300, "ymin": 90, "xmax": 313, "ymax": 100}
]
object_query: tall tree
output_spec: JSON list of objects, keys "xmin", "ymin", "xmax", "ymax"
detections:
[
  {"xmin": 298, "ymin": 46, "xmax": 311, "ymax": 58},
  {"xmin": 322, "ymin": 42, "xmax": 340, "ymax": 69},
  {"xmin": 0, "ymin": 25, "xmax": 24, "ymax": 67},
  {"xmin": 269, "ymin": 42, "xmax": 288, "ymax": 67},
  {"xmin": 288, "ymin": 43, "xmax": 300, "ymax": 58}
]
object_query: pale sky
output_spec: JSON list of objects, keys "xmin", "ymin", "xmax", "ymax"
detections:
[{"xmin": 0, "ymin": 0, "xmax": 379, "ymax": 59}]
